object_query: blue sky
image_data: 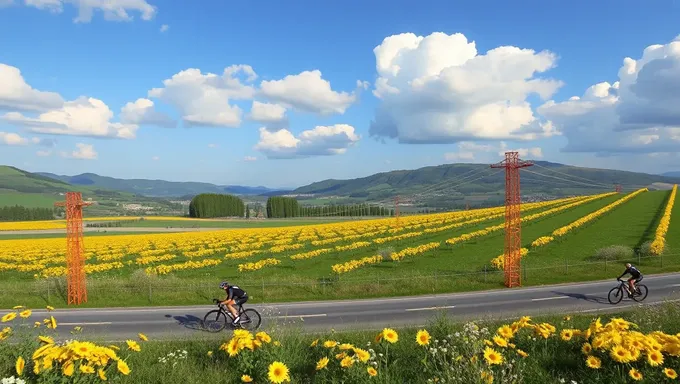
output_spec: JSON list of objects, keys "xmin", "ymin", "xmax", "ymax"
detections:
[{"xmin": 1, "ymin": 0, "xmax": 679, "ymax": 188}]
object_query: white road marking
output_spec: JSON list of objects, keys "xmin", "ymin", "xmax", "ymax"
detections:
[
  {"xmin": 667, "ymin": 284, "xmax": 680, "ymax": 287},
  {"xmin": 273, "ymin": 314, "xmax": 327, "ymax": 319},
  {"xmin": 405, "ymin": 305, "xmax": 456, "ymax": 312},
  {"xmin": 60, "ymin": 322, "xmax": 112, "ymax": 326},
  {"xmin": 531, "ymin": 296, "xmax": 569, "ymax": 302}
]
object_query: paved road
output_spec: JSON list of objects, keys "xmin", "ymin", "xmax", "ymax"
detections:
[{"xmin": 5, "ymin": 273, "xmax": 680, "ymax": 342}]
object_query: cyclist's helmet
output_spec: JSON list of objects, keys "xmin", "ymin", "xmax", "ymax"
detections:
[{"xmin": 219, "ymin": 281, "xmax": 229, "ymax": 289}]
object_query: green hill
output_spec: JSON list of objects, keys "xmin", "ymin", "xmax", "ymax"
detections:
[
  {"xmin": 37, "ymin": 172, "xmax": 281, "ymax": 197},
  {"xmin": 292, "ymin": 161, "xmax": 680, "ymax": 210},
  {"xmin": 0, "ymin": 166, "xmax": 185, "ymax": 215}
]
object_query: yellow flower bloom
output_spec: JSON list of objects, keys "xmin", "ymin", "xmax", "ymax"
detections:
[
  {"xmin": 19, "ymin": 310, "xmax": 31, "ymax": 318},
  {"xmin": 483, "ymin": 347, "xmax": 503, "ymax": 365},
  {"xmin": 63, "ymin": 361, "xmax": 75, "ymax": 376},
  {"xmin": 15, "ymin": 356, "xmax": 25, "ymax": 376},
  {"xmin": 98, "ymin": 368, "xmax": 107, "ymax": 381},
  {"xmin": 138, "ymin": 333, "xmax": 148, "ymax": 341},
  {"xmin": 416, "ymin": 330, "xmax": 430, "ymax": 346},
  {"xmin": 117, "ymin": 359, "xmax": 131, "ymax": 375},
  {"xmin": 493, "ymin": 335, "xmax": 508, "ymax": 348},
  {"xmin": 581, "ymin": 343, "xmax": 592, "ymax": 355},
  {"xmin": 80, "ymin": 364, "xmax": 95, "ymax": 374},
  {"xmin": 629, "ymin": 368, "xmax": 642, "ymax": 381},
  {"xmin": 126, "ymin": 340, "xmax": 141, "ymax": 352},
  {"xmin": 1, "ymin": 312, "xmax": 17, "ymax": 322},
  {"xmin": 267, "ymin": 361, "xmax": 290, "ymax": 384},
  {"xmin": 241, "ymin": 375, "xmax": 253, "ymax": 383},
  {"xmin": 647, "ymin": 350, "xmax": 664, "ymax": 366},
  {"xmin": 316, "ymin": 357, "xmax": 329, "ymax": 370},
  {"xmin": 585, "ymin": 355, "xmax": 601, "ymax": 369},
  {"xmin": 664, "ymin": 368, "xmax": 678, "ymax": 379},
  {"xmin": 382, "ymin": 328, "xmax": 398, "ymax": 343},
  {"xmin": 340, "ymin": 356, "xmax": 354, "ymax": 368},
  {"xmin": 367, "ymin": 367, "xmax": 378, "ymax": 377}
]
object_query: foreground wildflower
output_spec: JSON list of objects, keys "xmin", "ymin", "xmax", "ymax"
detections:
[
  {"xmin": 416, "ymin": 329, "xmax": 430, "ymax": 346},
  {"xmin": 585, "ymin": 355, "xmax": 601, "ymax": 369},
  {"xmin": 15, "ymin": 356, "xmax": 25, "ymax": 376},
  {"xmin": 367, "ymin": 367, "xmax": 378, "ymax": 377},
  {"xmin": 483, "ymin": 347, "xmax": 503, "ymax": 365},
  {"xmin": 665, "ymin": 368, "xmax": 678, "ymax": 379},
  {"xmin": 241, "ymin": 374, "xmax": 253, "ymax": 383},
  {"xmin": 316, "ymin": 357, "xmax": 329, "ymax": 370},
  {"xmin": 2, "ymin": 312, "xmax": 17, "ymax": 322},
  {"xmin": 381, "ymin": 328, "xmax": 399, "ymax": 344},
  {"xmin": 629, "ymin": 368, "xmax": 642, "ymax": 381},
  {"xmin": 267, "ymin": 361, "xmax": 290, "ymax": 383}
]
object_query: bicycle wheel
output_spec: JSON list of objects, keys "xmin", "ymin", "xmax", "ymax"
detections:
[
  {"xmin": 608, "ymin": 286, "xmax": 623, "ymax": 304},
  {"xmin": 239, "ymin": 309, "xmax": 262, "ymax": 330},
  {"xmin": 203, "ymin": 310, "xmax": 228, "ymax": 332},
  {"xmin": 632, "ymin": 285, "xmax": 648, "ymax": 302}
]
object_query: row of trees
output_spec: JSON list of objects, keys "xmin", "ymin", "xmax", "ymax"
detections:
[
  {"xmin": 188, "ymin": 193, "xmax": 245, "ymax": 218},
  {"xmin": 265, "ymin": 197, "xmax": 395, "ymax": 218},
  {"xmin": 0, "ymin": 205, "xmax": 55, "ymax": 221},
  {"xmin": 299, "ymin": 204, "xmax": 394, "ymax": 217},
  {"xmin": 265, "ymin": 197, "xmax": 300, "ymax": 218}
]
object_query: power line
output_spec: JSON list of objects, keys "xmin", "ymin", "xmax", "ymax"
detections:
[
  {"xmin": 521, "ymin": 169, "xmax": 619, "ymax": 190},
  {"xmin": 531, "ymin": 163, "xmax": 615, "ymax": 189}
]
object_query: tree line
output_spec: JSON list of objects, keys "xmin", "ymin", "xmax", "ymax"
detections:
[
  {"xmin": 189, "ymin": 193, "xmax": 245, "ymax": 218},
  {"xmin": 0, "ymin": 205, "xmax": 55, "ymax": 221},
  {"xmin": 266, "ymin": 197, "xmax": 394, "ymax": 218}
]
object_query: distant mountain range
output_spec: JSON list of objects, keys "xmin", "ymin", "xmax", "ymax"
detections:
[
  {"xmin": 662, "ymin": 171, "xmax": 680, "ymax": 178},
  {"xmin": 291, "ymin": 161, "xmax": 680, "ymax": 204},
  {"xmin": 36, "ymin": 172, "xmax": 287, "ymax": 198}
]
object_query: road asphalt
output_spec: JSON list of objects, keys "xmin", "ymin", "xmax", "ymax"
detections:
[{"xmin": 4, "ymin": 273, "xmax": 680, "ymax": 342}]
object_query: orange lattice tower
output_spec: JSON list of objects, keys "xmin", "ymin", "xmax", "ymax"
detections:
[
  {"xmin": 491, "ymin": 152, "xmax": 533, "ymax": 288},
  {"xmin": 615, "ymin": 184, "xmax": 622, "ymax": 193},
  {"xmin": 55, "ymin": 192, "xmax": 92, "ymax": 305}
]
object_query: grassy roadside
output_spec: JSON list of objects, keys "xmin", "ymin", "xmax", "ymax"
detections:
[{"xmin": 3, "ymin": 302, "xmax": 680, "ymax": 383}]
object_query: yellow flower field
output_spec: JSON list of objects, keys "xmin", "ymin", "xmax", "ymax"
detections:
[
  {"xmin": 650, "ymin": 184, "xmax": 677, "ymax": 255},
  {"xmin": 0, "ymin": 215, "xmax": 228, "ymax": 232}
]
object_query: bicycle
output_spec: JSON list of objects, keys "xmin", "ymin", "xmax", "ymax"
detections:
[
  {"xmin": 203, "ymin": 299, "xmax": 262, "ymax": 332},
  {"xmin": 608, "ymin": 278, "xmax": 648, "ymax": 304}
]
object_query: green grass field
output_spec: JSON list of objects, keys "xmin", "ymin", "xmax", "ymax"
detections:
[
  {"xmin": 3, "ymin": 302, "xmax": 680, "ymax": 384},
  {"xmin": 0, "ymin": 192, "xmax": 60, "ymax": 208},
  {"xmin": 5, "ymin": 192, "xmax": 679, "ymax": 308}
]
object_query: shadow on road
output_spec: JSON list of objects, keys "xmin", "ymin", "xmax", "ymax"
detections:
[
  {"xmin": 165, "ymin": 314, "xmax": 209, "ymax": 331},
  {"xmin": 550, "ymin": 291, "xmax": 610, "ymax": 305}
]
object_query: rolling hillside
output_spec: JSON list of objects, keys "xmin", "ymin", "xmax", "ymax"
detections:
[
  {"xmin": 37, "ymin": 172, "xmax": 284, "ymax": 197},
  {"xmin": 292, "ymin": 161, "xmax": 680, "ymax": 208},
  {"xmin": 0, "ymin": 166, "xmax": 185, "ymax": 215},
  {"xmin": 663, "ymin": 171, "xmax": 680, "ymax": 178}
]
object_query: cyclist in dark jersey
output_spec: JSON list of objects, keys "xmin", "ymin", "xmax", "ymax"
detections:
[
  {"xmin": 617, "ymin": 263, "xmax": 643, "ymax": 296},
  {"xmin": 219, "ymin": 281, "xmax": 248, "ymax": 326}
]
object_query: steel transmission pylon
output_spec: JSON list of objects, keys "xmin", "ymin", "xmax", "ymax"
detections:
[
  {"xmin": 55, "ymin": 192, "xmax": 92, "ymax": 305},
  {"xmin": 491, "ymin": 152, "xmax": 533, "ymax": 288}
]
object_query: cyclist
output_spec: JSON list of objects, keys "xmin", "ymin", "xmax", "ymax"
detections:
[
  {"xmin": 617, "ymin": 263, "xmax": 643, "ymax": 296},
  {"xmin": 218, "ymin": 281, "xmax": 248, "ymax": 326}
]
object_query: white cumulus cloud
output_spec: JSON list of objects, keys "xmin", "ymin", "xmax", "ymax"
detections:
[
  {"xmin": 0, "ymin": 131, "xmax": 29, "ymax": 145},
  {"xmin": 498, "ymin": 142, "xmax": 543, "ymax": 158},
  {"xmin": 23, "ymin": 0, "xmax": 157, "ymax": 23},
  {"xmin": 0, "ymin": 63, "xmax": 64, "ymax": 112},
  {"xmin": 247, "ymin": 101, "xmax": 288, "ymax": 129},
  {"xmin": 148, "ymin": 65, "xmax": 257, "ymax": 128},
  {"xmin": 120, "ymin": 98, "xmax": 175, "ymax": 128},
  {"xmin": 61, "ymin": 143, "xmax": 97, "ymax": 160},
  {"xmin": 538, "ymin": 35, "xmax": 680, "ymax": 154},
  {"xmin": 3, "ymin": 96, "xmax": 138, "ymax": 139},
  {"xmin": 369, "ymin": 32, "xmax": 562, "ymax": 144},
  {"xmin": 254, "ymin": 124, "xmax": 360, "ymax": 159},
  {"xmin": 160, "ymin": 24, "xmax": 168, "ymax": 32},
  {"xmin": 243, "ymin": 156, "xmax": 257, "ymax": 162},
  {"xmin": 259, "ymin": 70, "xmax": 359, "ymax": 115}
]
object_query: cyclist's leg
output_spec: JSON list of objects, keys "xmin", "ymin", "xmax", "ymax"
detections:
[
  {"xmin": 232, "ymin": 297, "xmax": 247, "ymax": 324},
  {"xmin": 225, "ymin": 299, "xmax": 239, "ymax": 319},
  {"xmin": 627, "ymin": 278, "xmax": 635, "ymax": 295}
]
